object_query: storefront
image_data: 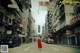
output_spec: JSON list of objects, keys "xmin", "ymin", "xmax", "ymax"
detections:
[
  {"xmin": 66, "ymin": 29, "xmax": 77, "ymax": 45},
  {"xmin": 74, "ymin": 26, "xmax": 80, "ymax": 46}
]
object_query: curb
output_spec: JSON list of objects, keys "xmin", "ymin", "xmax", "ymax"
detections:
[{"xmin": 54, "ymin": 44, "xmax": 80, "ymax": 49}]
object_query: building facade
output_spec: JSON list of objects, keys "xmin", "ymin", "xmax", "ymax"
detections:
[
  {"xmin": 45, "ymin": 0, "xmax": 80, "ymax": 46},
  {"xmin": 0, "ymin": 0, "xmax": 35, "ymax": 44},
  {"xmin": 27, "ymin": 10, "xmax": 35, "ymax": 43}
]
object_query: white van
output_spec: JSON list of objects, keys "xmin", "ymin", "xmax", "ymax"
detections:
[{"xmin": 47, "ymin": 38, "xmax": 54, "ymax": 44}]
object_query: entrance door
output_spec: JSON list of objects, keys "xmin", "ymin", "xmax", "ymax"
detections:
[
  {"xmin": 77, "ymin": 35, "xmax": 80, "ymax": 46},
  {"xmin": 71, "ymin": 37, "xmax": 76, "ymax": 45}
]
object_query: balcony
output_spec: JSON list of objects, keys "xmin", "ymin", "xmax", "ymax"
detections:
[
  {"xmin": 59, "ymin": 7, "xmax": 65, "ymax": 20},
  {"xmin": 59, "ymin": 7, "xmax": 64, "ymax": 14},
  {"xmin": 60, "ymin": 21, "xmax": 66, "ymax": 29},
  {"xmin": 70, "ymin": 17, "xmax": 80, "ymax": 25},
  {"xmin": 56, "ymin": 0, "xmax": 62, "ymax": 5},
  {"xmin": 17, "ymin": 27, "xmax": 22, "ymax": 34},
  {"xmin": 20, "ymin": 0, "xmax": 31, "ymax": 9},
  {"xmin": 0, "ymin": 0, "xmax": 23, "ymax": 12}
]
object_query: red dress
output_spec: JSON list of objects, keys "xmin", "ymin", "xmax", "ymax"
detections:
[{"xmin": 37, "ymin": 37, "xmax": 42, "ymax": 48}]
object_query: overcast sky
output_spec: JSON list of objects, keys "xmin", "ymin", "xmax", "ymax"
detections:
[{"xmin": 31, "ymin": 0, "xmax": 49, "ymax": 34}]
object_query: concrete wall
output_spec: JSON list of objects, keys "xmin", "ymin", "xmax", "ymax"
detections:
[{"xmin": 64, "ymin": 5, "xmax": 74, "ymax": 25}]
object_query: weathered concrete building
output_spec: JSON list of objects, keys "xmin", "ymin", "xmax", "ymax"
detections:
[
  {"xmin": 0, "ymin": 0, "xmax": 35, "ymax": 44},
  {"xmin": 45, "ymin": 0, "xmax": 80, "ymax": 46}
]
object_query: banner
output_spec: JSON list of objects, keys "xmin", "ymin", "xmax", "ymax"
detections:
[
  {"xmin": 39, "ymin": 1, "xmax": 49, "ymax": 11},
  {"xmin": 39, "ymin": 1, "xmax": 49, "ymax": 6}
]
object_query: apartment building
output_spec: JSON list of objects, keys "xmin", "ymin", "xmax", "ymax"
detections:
[
  {"xmin": 27, "ymin": 10, "xmax": 35, "ymax": 43},
  {"xmin": 42, "ymin": 25, "xmax": 45, "ymax": 37},
  {"xmin": 55, "ymin": 0, "xmax": 80, "ymax": 46},
  {"xmin": 44, "ymin": 0, "xmax": 56, "ymax": 42},
  {"xmin": 45, "ymin": 0, "xmax": 80, "ymax": 46},
  {"xmin": 45, "ymin": 15, "xmax": 49, "ymax": 36},
  {"xmin": 0, "ymin": 0, "xmax": 33, "ymax": 44},
  {"xmin": 30, "ymin": 14, "xmax": 35, "ymax": 37},
  {"xmin": 0, "ymin": 0, "xmax": 23, "ymax": 43},
  {"xmin": 45, "ymin": 0, "xmax": 54, "ymax": 35}
]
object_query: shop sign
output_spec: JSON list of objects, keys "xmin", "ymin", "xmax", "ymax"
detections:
[
  {"xmin": 6, "ymin": 30, "xmax": 12, "ymax": 34},
  {"xmin": 66, "ymin": 30, "xmax": 73, "ymax": 35},
  {"xmin": 19, "ymin": 24, "xmax": 23, "ymax": 27},
  {"xmin": 19, "ymin": 34, "xmax": 26, "ymax": 37}
]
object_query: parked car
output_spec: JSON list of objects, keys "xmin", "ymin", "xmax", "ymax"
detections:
[
  {"xmin": 43, "ymin": 38, "xmax": 48, "ymax": 43},
  {"xmin": 1, "ymin": 36, "xmax": 21, "ymax": 47},
  {"xmin": 47, "ymin": 38, "xmax": 54, "ymax": 44}
]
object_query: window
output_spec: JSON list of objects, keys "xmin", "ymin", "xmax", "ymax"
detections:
[
  {"xmin": 5, "ymin": 17, "xmax": 8, "ymax": 22},
  {"xmin": 0, "ymin": 12, "xmax": 3, "ymax": 22}
]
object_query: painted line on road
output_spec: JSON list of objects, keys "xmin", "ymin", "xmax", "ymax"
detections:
[
  {"xmin": 24, "ymin": 47, "xmax": 31, "ymax": 51},
  {"xmin": 41, "ymin": 50, "xmax": 43, "ymax": 53},
  {"xmin": 42, "ymin": 51, "xmax": 43, "ymax": 53},
  {"xmin": 40, "ymin": 49, "xmax": 43, "ymax": 53},
  {"xmin": 51, "ymin": 47, "xmax": 59, "ymax": 52}
]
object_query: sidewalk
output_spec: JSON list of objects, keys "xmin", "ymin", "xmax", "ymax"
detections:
[
  {"xmin": 62, "ymin": 45, "xmax": 80, "ymax": 49},
  {"xmin": 54, "ymin": 44, "xmax": 80, "ymax": 49}
]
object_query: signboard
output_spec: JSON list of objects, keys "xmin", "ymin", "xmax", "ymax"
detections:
[
  {"xmin": 39, "ymin": 1, "xmax": 49, "ymax": 6},
  {"xmin": 66, "ymin": 30, "xmax": 73, "ymax": 35},
  {"xmin": 6, "ymin": 30, "xmax": 12, "ymax": 34},
  {"xmin": 20, "ymin": 24, "xmax": 23, "ymax": 27},
  {"xmin": 19, "ymin": 34, "xmax": 26, "ymax": 37},
  {"xmin": 39, "ymin": 1, "xmax": 49, "ymax": 11}
]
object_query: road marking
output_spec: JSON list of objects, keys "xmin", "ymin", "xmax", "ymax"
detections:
[
  {"xmin": 24, "ymin": 47, "xmax": 31, "ymax": 51},
  {"xmin": 42, "ymin": 51, "xmax": 43, "ymax": 53},
  {"xmin": 39, "ymin": 48, "xmax": 43, "ymax": 53},
  {"xmin": 51, "ymin": 47, "xmax": 59, "ymax": 52},
  {"xmin": 53, "ymin": 48, "xmax": 59, "ymax": 51},
  {"xmin": 41, "ymin": 49, "xmax": 43, "ymax": 53},
  {"xmin": 40, "ymin": 49, "xmax": 43, "ymax": 53}
]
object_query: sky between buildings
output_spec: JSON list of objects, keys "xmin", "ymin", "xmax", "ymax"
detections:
[{"xmin": 31, "ymin": 0, "xmax": 49, "ymax": 34}]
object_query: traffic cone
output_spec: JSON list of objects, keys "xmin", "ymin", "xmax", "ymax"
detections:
[{"xmin": 37, "ymin": 37, "xmax": 42, "ymax": 48}]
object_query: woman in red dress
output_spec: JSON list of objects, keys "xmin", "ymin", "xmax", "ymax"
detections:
[{"xmin": 37, "ymin": 37, "xmax": 42, "ymax": 48}]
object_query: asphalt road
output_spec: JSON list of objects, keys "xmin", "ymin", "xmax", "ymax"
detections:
[{"xmin": 9, "ymin": 42, "xmax": 80, "ymax": 53}]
